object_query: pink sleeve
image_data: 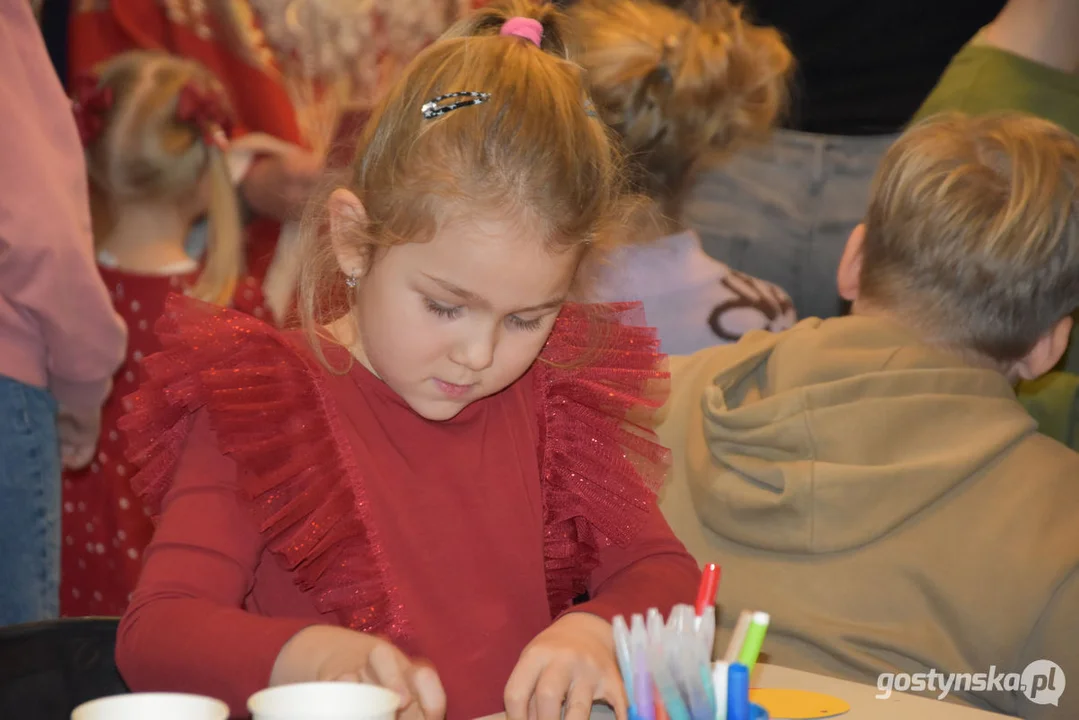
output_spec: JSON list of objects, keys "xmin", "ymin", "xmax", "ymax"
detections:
[
  {"xmin": 116, "ymin": 411, "xmax": 316, "ymax": 715},
  {"xmin": 0, "ymin": 2, "xmax": 125, "ymax": 409},
  {"xmin": 570, "ymin": 502, "xmax": 701, "ymax": 622}
]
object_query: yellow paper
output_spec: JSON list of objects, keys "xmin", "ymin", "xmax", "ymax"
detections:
[{"xmin": 749, "ymin": 688, "xmax": 851, "ymax": 719}]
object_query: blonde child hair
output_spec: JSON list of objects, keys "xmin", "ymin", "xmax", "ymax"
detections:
[
  {"xmin": 570, "ymin": 0, "xmax": 792, "ymax": 220},
  {"xmin": 298, "ymin": 0, "xmax": 633, "ymax": 357},
  {"xmin": 861, "ymin": 111, "xmax": 1079, "ymax": 362},
  {"xmin": 79, "ymin": 50, "xmax": 243, "ymax": 307}
]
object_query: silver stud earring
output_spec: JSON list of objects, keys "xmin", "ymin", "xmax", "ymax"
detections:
[{"xmin": 345, "ymin": 273, "xmax": 358, "ymax": 289}]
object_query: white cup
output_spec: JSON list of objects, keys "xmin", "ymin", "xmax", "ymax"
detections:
[
  {"xmin": 72, "ymin": 692, "xmax": 230, "ymax": 720},
  {"xmin": 248, "ymin": 682, "xmax": 401, "ymax": 720}
]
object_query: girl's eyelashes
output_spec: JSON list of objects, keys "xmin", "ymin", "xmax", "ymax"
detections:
[
  {"xmin": 424, "ymin": 296, "xmax": 549, "ymax": 332},
  {"xmin": 424, "ymin": 297, "xmax": 462, "ymax": 319},
  {"xmin": 507, "ymin": 315, "xmax": 545, "ymax": 332}
]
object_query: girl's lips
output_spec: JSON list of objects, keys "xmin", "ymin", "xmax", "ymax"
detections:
[{"xmin": 433, "ymin": 378, "xmax": 475, "ymax": 398}]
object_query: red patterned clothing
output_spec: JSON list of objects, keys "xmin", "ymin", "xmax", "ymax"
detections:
[
  {"xmin": 67, "ymin": 0, "xmax": 506, "ymax": 285},
  {"xmin": 68, "ymin": 0, "xmax": 301, "ymax": 284},
  {"xmin": 115, "ymin": 297, "xmax": 699, "ymax": 720},
  {"xmin": 61, "ymin": 269, "xmax": 271, "ymax": 617}
]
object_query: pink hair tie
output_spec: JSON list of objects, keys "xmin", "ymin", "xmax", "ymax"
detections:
[{"xmin": 500, "ymin": 17, "xmax": 543, "ymax": 47}]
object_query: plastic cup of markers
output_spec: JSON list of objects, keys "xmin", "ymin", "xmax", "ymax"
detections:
[
  {"xmin": 248, "ymin": 682, "xmax": 400, "ymax": 720},
  {"xmin": 72, "ymin": 692, "xmax": 229, "ymax": 720}
]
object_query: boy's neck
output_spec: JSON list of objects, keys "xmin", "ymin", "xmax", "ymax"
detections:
[
  {"xmin": 848, "ymin": 299, "xmax": 1017, "ymax": 381},
  {"xmin": 98, "ymin": 202, "xmax": 196, "ymax": 273}
]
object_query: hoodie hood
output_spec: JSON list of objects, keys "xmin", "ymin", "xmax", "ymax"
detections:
[{"xmin": 686, "ymin": 315, "xmax": 1036, "ymax": 554}]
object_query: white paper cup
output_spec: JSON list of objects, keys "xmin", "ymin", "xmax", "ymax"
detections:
[
  {"xmin": 248, "ymin": 682, "xmax": 400, "ymax": 720},
  {"xmin": 72, "ymin": 692, "xmax": 229, "ymax": 720}
]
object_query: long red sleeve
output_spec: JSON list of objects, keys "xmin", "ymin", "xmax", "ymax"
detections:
[
  {"xmin": 116, "ymin": 412, "xmax": 316, "ymax": 715},
  {"xmin": 572, "ymin": 502, "xmax": 701, "ymax": 622}
]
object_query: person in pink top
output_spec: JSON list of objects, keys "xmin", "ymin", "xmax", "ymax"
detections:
[{"xmin": 0, "ymin": 0, "xmax": 126, "ymax": 625}]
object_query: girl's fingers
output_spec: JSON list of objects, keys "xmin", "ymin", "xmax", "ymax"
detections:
[
  {"xmin": 331, "ymin": 671, "xmax": 362, "ymax": 683},
  {"xmin": 597, "ymin": 670, "xmax": 629, "ymax": 720},
  {"xmin": 562, "ymin": 677, "xmax": 597, "ymax": 720},
  {"xmin": 368, "ymin": 642, "xmax": 415, "ymax": 708},
  {"xmin": 533, "ymin": 661, "xmax": 575, "ymax": 720},
  {"xmin": 409, "ymin": 664, "xmax": 447, "ymax": 720},
  {"xmin": 504, "ymin": 650, "xmax": 544, "ymax": 720}
]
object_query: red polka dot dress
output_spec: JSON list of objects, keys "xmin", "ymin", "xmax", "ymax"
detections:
[{"xmin": 60, "ymin": 265, "xmax": 272, "ymax": 617}]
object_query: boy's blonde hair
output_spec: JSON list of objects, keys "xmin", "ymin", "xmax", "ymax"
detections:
[
  {"xmin": 83, "ymin": 51, "xmax": 243, "ymax": 307},
  {"xmin": 861, "ymin": 112, "xmax": 1079, "ymax": 362},
  {"xmin": 570, "ymin": 0, "xmax": 791, "ymax": 216},
  {"xmin": 299, "ymin": 0, "xmax": 632, "ymax": 347}
]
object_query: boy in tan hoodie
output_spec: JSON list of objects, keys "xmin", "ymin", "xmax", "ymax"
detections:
[{"xmin": 659, "ymin": 112, "xmax": 1079, "ymax": 720}]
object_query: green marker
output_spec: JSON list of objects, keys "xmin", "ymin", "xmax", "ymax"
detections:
[{"xmin": 735, "ymin": 611, "xmax": 770, "ymax": 674}]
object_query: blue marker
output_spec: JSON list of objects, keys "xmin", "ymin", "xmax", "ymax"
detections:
[{"xmin": 727, "ymin": 663, "xmax": 750, "ymax": 720}]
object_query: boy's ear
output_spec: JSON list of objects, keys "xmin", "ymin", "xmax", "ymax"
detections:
[
  {"xmin": 1014, "ymin": 315, "xmax": 1073, "ymax": 381},
  {"xmin": 837, "ymin": 224, "xmax": 866, "ymax": 302}
]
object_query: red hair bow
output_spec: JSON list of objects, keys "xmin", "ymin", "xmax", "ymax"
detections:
[
  {"xmin": 71, "ymin": 73, "xmax": 114, "ymax": 146},
  {"xmin": 176, "ymin": 84, "xmax": 235, "ymax": 150}
]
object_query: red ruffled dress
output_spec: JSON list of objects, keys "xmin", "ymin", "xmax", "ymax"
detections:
[
  {"xmin": 114, "ymin": 296, "xmax": 700, "ymax": 720},
  {"xmin": 60, "ymin": 267, "xmax": 272, "ymax": 617}
]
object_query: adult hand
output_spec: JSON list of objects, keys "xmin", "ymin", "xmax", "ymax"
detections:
[
  {"xmin": 57, "ymin": 404, "xmax": 102, "ymax": 470},
  {"xmin": 240, "ymin": 147, "xmax": 323, "ymax": 222}
]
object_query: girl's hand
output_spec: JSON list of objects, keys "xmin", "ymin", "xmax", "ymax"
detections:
[
  {"xmin": 271, "ymin": 625, "xmax": 446, "ymax": 720},
  {"xmin": 504, "ymin": 613, "xmax": 627, "ymax": 720}
]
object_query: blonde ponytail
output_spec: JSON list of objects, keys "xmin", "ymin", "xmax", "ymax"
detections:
[
  {"xmin": 189, "ymin": 148, "xmax": 243, "ymax": 306},
  {"xmin": 81, "ymin": 51, "xmax": 244, "ymax": 308}
]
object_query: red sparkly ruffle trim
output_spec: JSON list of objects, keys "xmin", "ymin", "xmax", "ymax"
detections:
[
  {"xmin": 119, "ymin": 296, "xmax": 408, "ymax": 640},
  {"xmin": 534, "ymin": 303, "xmax": 670, "ymax": 616},
  {"xmin": 119, "ymin": 296, "xmax": 670, "ymax": 633}
]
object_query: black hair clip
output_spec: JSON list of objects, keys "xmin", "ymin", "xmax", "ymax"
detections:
[{"xmin": 421, "ymin": 91, "xmax": 491, "ymax": 119}]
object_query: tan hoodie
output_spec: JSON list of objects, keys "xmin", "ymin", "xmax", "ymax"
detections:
[{"xmin": 658, "ymin": 315, "xmax": 1079, "ymax": 719}]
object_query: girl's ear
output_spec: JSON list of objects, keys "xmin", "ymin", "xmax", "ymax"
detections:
[{"xmin": 329, "ymin": 188, "xmax": 370, "ymax": 279}]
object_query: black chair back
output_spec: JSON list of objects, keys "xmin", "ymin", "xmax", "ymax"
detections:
[{"xmin": 0, "ymin": 617, "xmax": 128, "ymax": 719}]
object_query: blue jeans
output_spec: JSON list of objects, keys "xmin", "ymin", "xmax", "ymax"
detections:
[
  {"xmin": 684, "ymin": 128, "xmax": 899, "ymax": 321},
  {"xmin": 0, "ymin": 375, "xmax": 60, "ymax": 624}
]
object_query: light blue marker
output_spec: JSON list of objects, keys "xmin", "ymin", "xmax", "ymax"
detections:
[{"xmin": 614, "ymin": 615, "xmax": 634, "ymax": 701}]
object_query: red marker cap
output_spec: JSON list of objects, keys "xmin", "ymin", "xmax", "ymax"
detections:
[{"xmin": 695, "ymin": 563, "xmax": 721, "ymax": 616}]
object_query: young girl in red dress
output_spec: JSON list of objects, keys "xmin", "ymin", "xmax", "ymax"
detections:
[
  {"xmin": 115, "ymin": 3, "xmax": 700, "ymax": 719},
  {"xmin": 61, "ymin": 51, "xmax": 272, "ymax": 617}
]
